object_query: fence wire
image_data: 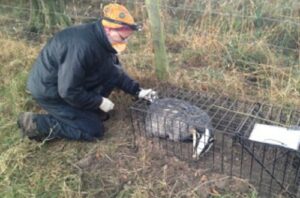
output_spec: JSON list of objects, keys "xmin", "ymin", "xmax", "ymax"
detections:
[
  {"xmin": 0, "ymin": 0, "xmax": 299, "ymax": 106},
  {"xmin": 0, "ymin": 2, "xmax": 299, "ymax": 26}
]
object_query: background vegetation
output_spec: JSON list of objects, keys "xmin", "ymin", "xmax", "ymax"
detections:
[{"xmin": 0, "ymin": 0, "xmax": 299, "ymax": 197}]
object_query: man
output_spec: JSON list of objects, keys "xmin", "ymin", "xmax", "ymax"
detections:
[{"xmin": 17, "ymin": 3, "xmax": 156, "ymax": 141}]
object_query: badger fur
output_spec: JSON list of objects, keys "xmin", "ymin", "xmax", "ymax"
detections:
[{"xmin": 145, "ymin": 98, "xmax": 214, "ymax": 159}]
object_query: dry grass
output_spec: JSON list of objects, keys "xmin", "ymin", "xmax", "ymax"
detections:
[
  {"xmin": 0, "ymin": 0, "xmax": 299, "ymax": 197},
  {"xmin": 0, "ymin": 37, "xmax": 259, "ymax": 198}
]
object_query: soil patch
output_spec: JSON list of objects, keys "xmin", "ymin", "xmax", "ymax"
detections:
[{"xmin": 75, "ymin": 92, "xmax": 255, "ymax": 198}]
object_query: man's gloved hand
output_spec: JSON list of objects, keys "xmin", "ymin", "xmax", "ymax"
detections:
[
  {"xmin": 99, "ymin": 97, "xmax": 115, "ymax": 112},
  {"xmin": 138, "ymin": 88, "xmax": 158, "ymax": 102}
]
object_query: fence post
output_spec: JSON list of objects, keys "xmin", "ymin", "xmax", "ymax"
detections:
[{"xmin": 145, "ymin": 0, "xmax": 169, "ymax": 80}]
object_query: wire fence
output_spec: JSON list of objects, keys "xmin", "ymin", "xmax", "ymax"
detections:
[
  {"xmin": 0, "ymin": 3, "xmax": 298, "ymax": 53},
  {"xmin": 0, "ymin": 0, "xmax": 299, "ymax": 106},
  {"xmin": 1, "ymin": 1, "xmax": 299, "ymax": 25},
  {"xmin": 1, "ymin": 1, "xmax": 300, "ymax": 25},
  {"xmin": 0, "ymin": 2, "xmax": 299, "ymax": 46}
]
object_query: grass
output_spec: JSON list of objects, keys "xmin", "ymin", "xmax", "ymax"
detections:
[
  {"xmin": 0, "ymin": 0, "xmax": 299, "ymax": 197},
  {"xmin": 0, "ymin": 36, "xmax": 260, "ymax": 198}
]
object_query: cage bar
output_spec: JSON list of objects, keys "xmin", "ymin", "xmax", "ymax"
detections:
[{"xmin": 130, "ymin": 86, "xmax": 300, "ymax": 197}]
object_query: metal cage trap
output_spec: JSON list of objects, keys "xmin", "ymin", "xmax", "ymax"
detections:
[{"xmin": 129, "ymin": 86, "xmax": 300, "ymax": 198}]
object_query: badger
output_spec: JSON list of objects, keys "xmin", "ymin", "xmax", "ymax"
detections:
[{"xmin": 145, "ymin": 98, "xmax": 214, "ymax": 159}]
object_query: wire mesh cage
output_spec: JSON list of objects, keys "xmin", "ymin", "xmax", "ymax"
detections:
[{"xmin": 130, "ymin": 86, "xmax": 300, "ymax": 198}]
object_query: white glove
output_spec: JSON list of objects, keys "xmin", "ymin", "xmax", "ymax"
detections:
[
  {"xmin": 138, "ymin": 88, "xmax": 158, "ymax": 102},
  {"xmin": 99, "ymin": 97, "xmax": 114, "ymax": 112}
]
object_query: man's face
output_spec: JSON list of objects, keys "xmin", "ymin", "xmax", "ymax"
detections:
[{"xmin": 108, "ymin": 28, "xmax": 134, "ymax": 44}]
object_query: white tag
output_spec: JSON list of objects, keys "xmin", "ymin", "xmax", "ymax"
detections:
[{"xmin": 249, "ymin": 123, "xmax": 300, "ymax": 150}]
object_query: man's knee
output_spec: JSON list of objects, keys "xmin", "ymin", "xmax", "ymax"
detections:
[{"xmin": 80, "ymin": 122, "xmax": 105, "ymax": 141}]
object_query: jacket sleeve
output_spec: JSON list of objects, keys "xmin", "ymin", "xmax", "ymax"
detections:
[
  {"xmin": 112, "ymin": 56, "xmax": 140, "ymax": 96},
  {"xmin": 57, "ymin": 47, "xmax": 103, "ymax": 110},
  {"xmin": 116, "ymin": 71, "xmax": 140, "ymax": 96}
]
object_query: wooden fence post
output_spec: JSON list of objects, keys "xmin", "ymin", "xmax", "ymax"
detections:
[{"xmin": 145, "ymin": 0, "xmax": 169, "ymax": 80}]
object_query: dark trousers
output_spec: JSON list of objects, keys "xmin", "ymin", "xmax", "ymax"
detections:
[
  {"xmin": 30, "ymin": 77, "xmax": 118, "ymax": 141},
  {"xmin": 33, "ymin": 98, "xmax": 105, "ymax": 141}
]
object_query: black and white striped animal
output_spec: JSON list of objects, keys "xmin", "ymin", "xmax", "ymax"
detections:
[{"xmin": 145, "ymin": 98, "xmax": 214, "ymax": 159}]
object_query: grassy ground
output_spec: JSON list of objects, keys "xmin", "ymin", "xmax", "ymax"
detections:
[
  {"xmin": 0, "ymin": 36, "xmax": 260, "ymax": 198},
  {"xmin": 0, "ymin": 0, "xmax": 299, "ymax": 197}
]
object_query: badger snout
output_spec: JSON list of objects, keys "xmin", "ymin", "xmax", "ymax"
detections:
[{"xmin": 191, "ymin": 128, "xmax": 214, "ymax": 159}]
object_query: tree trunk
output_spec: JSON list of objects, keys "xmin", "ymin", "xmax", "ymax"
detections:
[{"xmin": 145, "ymin": 0, "xmax": 169, "ymax": 80}]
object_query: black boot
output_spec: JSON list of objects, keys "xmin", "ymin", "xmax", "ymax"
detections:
[{"xmin": 17, "ymin": 112, "xmax": 44, "ymax": 141}]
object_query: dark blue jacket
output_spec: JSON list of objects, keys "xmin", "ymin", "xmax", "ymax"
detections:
[{"xmin": 27, "ymin": 21, "xmax": 140, "ymax": 110}]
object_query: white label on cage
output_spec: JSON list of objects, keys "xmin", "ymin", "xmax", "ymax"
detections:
[{"xmin": 249, "ymin": 123, "xmax": 300, "ymax": 150}]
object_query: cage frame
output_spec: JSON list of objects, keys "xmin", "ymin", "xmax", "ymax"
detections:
[{"xmin": 130, "ymin": 86, "xmax": 300, "ymax": 198}]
